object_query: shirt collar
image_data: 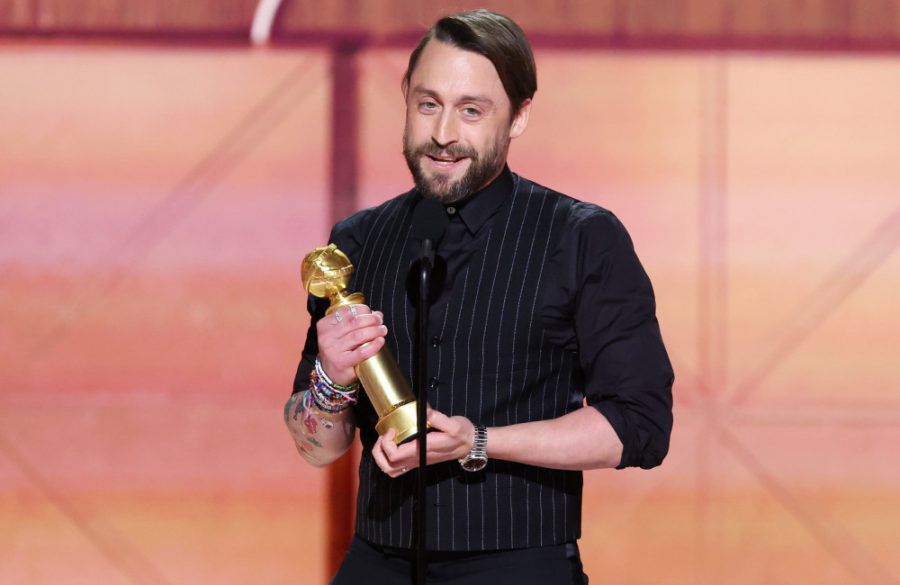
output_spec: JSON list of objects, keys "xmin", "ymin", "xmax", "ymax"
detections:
[{"xmin": 451, "ymin": 164, "xmax": 515, "ymax": 235}]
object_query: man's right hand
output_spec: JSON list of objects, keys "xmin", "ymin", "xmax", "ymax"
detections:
[{"xmin": 316, "ymin": 304, "xmax": 387, "ymax": 386}]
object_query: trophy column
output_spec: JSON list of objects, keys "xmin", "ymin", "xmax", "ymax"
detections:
[{"xmin": 301, "ymin": 244, "xmax": 427, "ymax": 444}]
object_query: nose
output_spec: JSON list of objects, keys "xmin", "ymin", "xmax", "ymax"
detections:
[{"xmin": 432, "ymin": 110, "xmax": 459, "ymax": 147}]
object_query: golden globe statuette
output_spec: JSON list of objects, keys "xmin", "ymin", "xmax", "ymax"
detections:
[{"xmin": 301, "ymin": 244, "xmax": 426, "ymax": 445}]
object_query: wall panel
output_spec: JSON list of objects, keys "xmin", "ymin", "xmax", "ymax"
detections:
[
  {"xmin": 0, "ymin": 46, "xmax": 333, "ymax": 584},
  {"xmin": 356, "ymin": 48, "xmax": 900, "ymax": 584},
  {"xmin": 3, "ymin": 1, "xmax": 898, "ymax": 48},
  {"xmin": 2, "ymin": 40, "xmax": 899, "ymax": 585}
]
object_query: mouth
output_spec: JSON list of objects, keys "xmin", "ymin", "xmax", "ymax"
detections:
[{"xmin": 425, "ymin": 154, "xmax": 469, "ymax": 171}]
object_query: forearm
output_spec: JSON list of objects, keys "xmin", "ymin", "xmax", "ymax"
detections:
[
  {"xmin": 486, "ymin": 406, "xmax": 622, "ymax": 470},
  {"xmin": 284, "ymin": 391, "xmax": 356, "ymax": 467}
]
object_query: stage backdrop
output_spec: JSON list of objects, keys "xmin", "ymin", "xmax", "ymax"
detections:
[{"xmin": 1, "ymin": 44, "xmax": 898, "ymax": 584}]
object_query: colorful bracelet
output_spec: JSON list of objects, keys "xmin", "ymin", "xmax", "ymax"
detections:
[
  {"xmin": 308, "ymin": 358, "xmax": 359, "ymax": 415},
  {"xmin": 313, "ymin": 379, "xmax": 358, "ymax": 404},
  {"xmin": 310, "ymin": 384, "xmax": 348, "ymax": 413},
  {"xmin": 315, "ymin": 358, "xmax": 359, "ymax": 392},
  {"xmin": 310, "ymin": 375, "xmax": 357, "ymax": 408}
]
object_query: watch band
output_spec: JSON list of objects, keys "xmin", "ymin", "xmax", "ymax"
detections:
[{"xmin": 459, "ymin": 424, "xmax": 488, "ymax": 472}]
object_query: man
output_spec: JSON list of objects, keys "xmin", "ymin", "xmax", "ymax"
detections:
[{"xmin": 285, "ymin": 9, "xmax": 674, "ymax": 584}]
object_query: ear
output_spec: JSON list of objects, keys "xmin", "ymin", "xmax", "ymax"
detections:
[{"xmin": 509, "ymin": 99, "xmax": 532, "ymax": 139}]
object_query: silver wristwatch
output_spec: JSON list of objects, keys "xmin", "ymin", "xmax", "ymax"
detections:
[{"xmin": 458, "ymin": 425, "xmax": 488, "ymax": 472}]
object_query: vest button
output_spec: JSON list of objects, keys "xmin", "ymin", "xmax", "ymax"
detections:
[
  {"xmin": 430, "ymin": 336, "xmax": 441, "ymax": 347},
  {"xmin": 428, "ymin": 377, "xmax": 439, "ymax": 390}
]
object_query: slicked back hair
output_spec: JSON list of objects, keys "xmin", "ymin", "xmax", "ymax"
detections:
[{"xmin": 403, "ymin": 9, "xmax": 537, "ymax": 116}]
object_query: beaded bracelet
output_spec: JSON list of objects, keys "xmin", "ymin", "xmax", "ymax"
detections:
[
  {"xmin": 311, "ymin": 385, "xmax": 350, "ymax": 413},
  {"xmin": 308, "ymin": 358, "xmax": 359, "ymax": 415},
  {"xmin": 312, "ymin": 380, "xmax": 357, "ymax": 407},
  {"xmin": 314, "ymin": 359, "xmax": 359, "ymax": 404},
  {"xmin": 315, "ymin": 358, "xmax": 359, "ymax": 393}
]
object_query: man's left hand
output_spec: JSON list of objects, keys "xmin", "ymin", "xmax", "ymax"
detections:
[{"xmin": 371, "ymin": 409, "xmax": 475, "ymax": 478}]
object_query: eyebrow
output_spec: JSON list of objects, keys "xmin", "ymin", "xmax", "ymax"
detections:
[{"xmin": 411, "ymin": 85, "xmax": 495, "ymax": 107}]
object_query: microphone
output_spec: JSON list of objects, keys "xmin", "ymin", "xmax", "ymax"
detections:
[
  {"xmin": 410, "ymin": 197, "xmax": 449, "ymax": 265},
  {"xmin": 409, "ymin": 196, "xmax": 448, "ymax": 585}
]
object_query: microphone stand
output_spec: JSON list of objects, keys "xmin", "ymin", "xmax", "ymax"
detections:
[{"xmin": 414, "ymin": 238, "xmax": 434, "ymax": 585}]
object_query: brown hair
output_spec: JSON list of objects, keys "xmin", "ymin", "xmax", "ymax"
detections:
[{"xmin": 403, "ymin": 9, "xmax": 537, "ymax": 115}]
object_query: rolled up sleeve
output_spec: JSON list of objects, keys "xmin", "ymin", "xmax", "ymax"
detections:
[{"xmin": 573, "ymin": 210, "xmax": 674, "ymax": 469}]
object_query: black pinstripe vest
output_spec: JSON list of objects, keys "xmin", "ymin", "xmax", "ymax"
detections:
[{"xmin": 340, "ymin": 174, "xmax": 584, "ymax": 551}]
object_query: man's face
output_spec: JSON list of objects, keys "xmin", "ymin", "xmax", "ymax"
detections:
[{"xmin": 403, "ymin": 39, "xmax": 530, "ymax": 204}]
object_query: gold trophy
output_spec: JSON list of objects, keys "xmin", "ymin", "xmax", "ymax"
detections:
[{"xmin": 301, "ymin": 244, "xmax": 426, "ymax": 444}]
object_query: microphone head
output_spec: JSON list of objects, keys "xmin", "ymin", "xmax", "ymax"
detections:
[{"xmin": 410, "ymin": 197, "xmax": 450, "ymax": 244}]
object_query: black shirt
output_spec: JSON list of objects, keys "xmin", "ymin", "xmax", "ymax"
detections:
[{"xmin": 294, "ymin": 166, "xmax": 674, "ymax": 549}]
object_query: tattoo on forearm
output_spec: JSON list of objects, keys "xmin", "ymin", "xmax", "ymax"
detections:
[
  {"xmin": 284, "ymin": 392, "xmax": 302, "ymax": 421},
  {"xmin": 285, "ymin": 391, "xmax": 342, "ymax": 439},
  {"xmin": 292, "ymin": 395, "xmax": 304, "ymax": 421},
  {"xmin": 284, "ymin": 390, "xmax": 354, "ymax": 463}
]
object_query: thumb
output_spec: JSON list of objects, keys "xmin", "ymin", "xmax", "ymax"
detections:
[{"xmin": 426, "ymin": 409, "xmax": 454, "ymax": 432}]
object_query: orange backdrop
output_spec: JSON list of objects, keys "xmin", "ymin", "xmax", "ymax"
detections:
[{"xmin": 1, "ymin": 44, "xmax": 898, "ymax": 584}]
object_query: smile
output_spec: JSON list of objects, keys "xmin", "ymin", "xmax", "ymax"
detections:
[{"xmin": 425, "ymin": 155, "xmax": 469, "ymax": 171}]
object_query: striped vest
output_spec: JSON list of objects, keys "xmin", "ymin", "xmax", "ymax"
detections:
[{"xmin": 342, "ymin": 175, "xmax": 584, "ymax": 551}]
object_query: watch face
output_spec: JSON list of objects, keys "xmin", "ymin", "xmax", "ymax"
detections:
[{"xmin": 461, "ymin": 457, "xmax": 487, "ymax": 472}]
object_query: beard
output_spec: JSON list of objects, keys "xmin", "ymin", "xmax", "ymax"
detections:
[{"xmin": 403, "ymin": 130, "xmax": 506, "ymax": 204}]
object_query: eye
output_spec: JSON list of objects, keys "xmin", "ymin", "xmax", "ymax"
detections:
[
  {"xmin": 461, "ymin": 106, "xmax": 483, "ymax": 120},
  {"xmin": 418, "ymin": 100, "xmax": 439, "ymax": 113}
]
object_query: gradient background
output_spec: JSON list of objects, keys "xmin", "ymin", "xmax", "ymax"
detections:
[{"xmin": 2, "ymin": 2, "xmax": 899, "ymax": 584}]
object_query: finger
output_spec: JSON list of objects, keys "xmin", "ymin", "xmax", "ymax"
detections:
[
  {"xmin": 396, "ymin": 440, "xmax": 418, "ymax": 462},
  {"xmin": 425, "ymin": 409, "xmax": 457, "ymax": 433},
  {"xmin": 381, "ymin": 428, "xmax": 402, "ymax": 462},
  {"xmin": 320, "ymin": 314, "xmax": 383, "ymax": 351},
  {"xmin": 318, "ymin": 305, "xmax": 373, "ymax": 335},
  {"xmin": 347, "ymin": 304, "xmax": 372, "ymax": 322},
  {"xmin": 347, "ymin": 335, "xmax": 385, "ymax": 364},
  {"xmin": 371, "ymin": 436, "xmax": 393, "ymax": 475},
  {"xmin": 374, "ymin": 432, "xmax": 413, "ymax": 478},
  {"xmin": 318, "ymin": 315, "xmax": 384, "ymax": 363},
  {"xmin": 345, "ymin": 304, "xmax": 372, "ymax": 320},
  {"xmin": 323, "ymin": 334, "xmax": 385, "ymax": 379},
  {"xmin": 320, "ymin": 312, "xmax": 379, "ymax": 339},
  {"xmin": 338, "ymin": 322, "xmax": 388, "ymax": 351},
  {"xmin": 383, "ymin": 429, "xmax": 423, "ymax": 472},
  {"xmin": 330, "ymin": 308, "xmax": 348, "ymax": 326}
]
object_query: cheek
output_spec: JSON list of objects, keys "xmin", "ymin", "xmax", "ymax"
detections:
[
  {"xmin": 406, "ymin": 109, "xmax": 435, "ymax": 133},
  {"xmin": 466, "ymin": 126, "xmax": 499, "ymax": 154}
]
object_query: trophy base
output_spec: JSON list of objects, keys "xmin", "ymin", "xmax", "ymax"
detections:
[{"xmin": 375, "ymin": 400, "xmax": 431, "ymax": 445}]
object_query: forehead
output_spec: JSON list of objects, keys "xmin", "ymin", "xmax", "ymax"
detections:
[{"xmin": 408, "ymin": 39, "xmax": 508, "ymax": 104}]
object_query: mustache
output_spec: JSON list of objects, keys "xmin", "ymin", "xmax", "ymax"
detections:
[{"xmin": 411, "ymin": 142, "xmax": 478, "ymax": 160}]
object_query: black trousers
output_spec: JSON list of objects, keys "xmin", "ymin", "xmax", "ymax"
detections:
[{"xmin": 332, "ymin": 535, "xmax": 589, "ymax": 585}]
